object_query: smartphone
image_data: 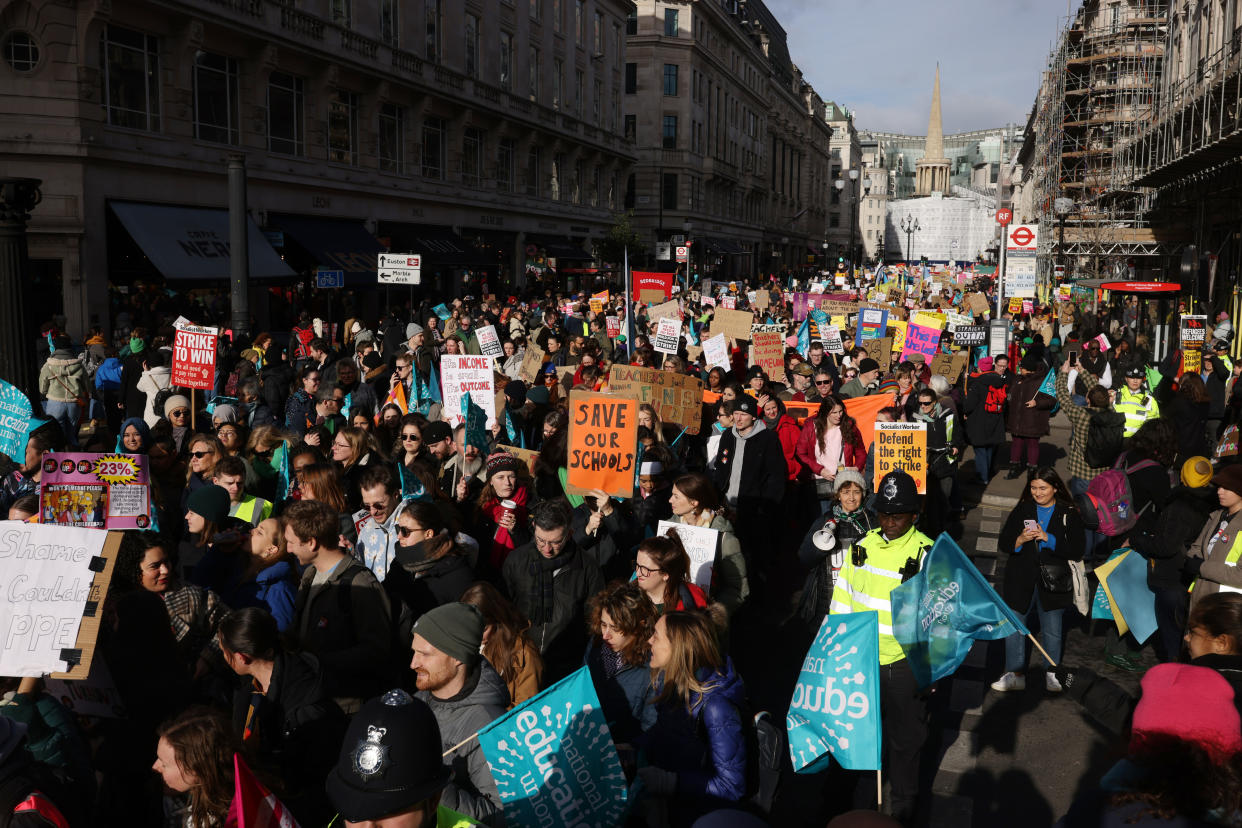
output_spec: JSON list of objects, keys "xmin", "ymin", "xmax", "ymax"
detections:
[
  {"xmin": 1068, "ymin": 351, "xmax": 1077, "ymax": 367},
  {"xmin": 1023, "ymin": 519, "xmax": 1040, "ymax": 534}
]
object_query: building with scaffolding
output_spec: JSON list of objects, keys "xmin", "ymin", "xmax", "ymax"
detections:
[{"xmin": 1019, "ymin": 1, "xmax": 1176, "ymax": 288}]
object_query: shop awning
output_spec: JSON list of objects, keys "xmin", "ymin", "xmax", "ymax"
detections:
[
  {"xmin": 109, "ymin": 201, "xmax": 295, "ymax": 281},
  {"xmin": 267, "ymin": 213, "xmax": 385, "ymax": 286},
  {"xmin": 703, "ymin": 237, "xmax": 747, "ymax": 255},
  {"xmin": 378, "ymin": 222, "xmax": 485, "ymax": 267},
  {"xmin": 527, "ymin": 236, "xmax": 593, "ymax": 261}
]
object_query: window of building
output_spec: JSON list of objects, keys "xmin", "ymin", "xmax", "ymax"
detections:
[
  {"xmin": 193, "ymin": 52, "xmax": 239, "ymax": 144},
  {"xmin": 664, "ymin": 8, "xmax": 678, "ymax": 37},
  {"xmin": 425, "ymin": 0, "xmax": 441, "ymax": 63},
  {"xmin": 462, "ymin": 127, "xmax": 483, "ymax": 187},
  {"xmin": 575, "ymin": 69, "xmax": 583, "ymax": 113},
  {"xmin": 624, "ymin": 62, "xmax": 636, "ymax": 94},
  {"xmin": 531, "ymin": 0, "xmax": 542, "ymax": 22},
  {"xmin": 609, "ymin": 171, "xmax": 618, "ymax": 210},
  {"xmin": 2, "ymin": 31, "xmax": 39, "ymax": 72},
  {"xmin": 624, "ymin": 114, "xmax": 636, "ymax": 140},
  {"xmin": 591, "ymin": 165, "xmax": 601, "ymax": 207},
  {"xmin": 572, "ymin": 160, "xmax": 583, "ymax": 203},
  {"xmin": 662, "ymin": 172, "xmax": 677, "ymax": 209},
  {"xmin": 662, "ymin": 115, "xmax": 677, "ymax": 149},
  {"xmin": 830, "ymin": 215, "xmax": 840, "ymax": 227},
  {"xmin": 593, "ymin": 78, "xmax": 602, "ymax": 124},
  {"xmin": 626, "ymin": 11, "xmax": 637, "ymax": 35},
  {"xmin": 497, "ymin": 139, "xmax": 515, "ymax": 192},
  {"xmin": 464, "ymin": 14, "xmax": 479, "ymax": 77},
  {"xmin": 331, "ymin": 0, "xmax": 351, "ymax": 28},
  {"xmin": 422, "ymin": 117, "xmax": 444, "ymax": 179},
  {"xmin": 499, "ymin": 31, "xmax": 513, "ymax": 90},
  {"xmin": 379, "ymin": 102, "xmax": 404, "ymax": 173},
  {"xmin": 576, "ymin": 0, "xmax": 586, "ymax": 44},
  {"xmin": 328, "ymin": 89, "xmax": 358, "ymax": 164},
  {"xmin": 553, "ymin": 0, "xmax": 563, "ymax": 33},
  {"xmin": 553, "ymin": 58, "xmax": 563, "ymax": 109},
  {"xmin": 379, "ymin": 0, "xmax": 398, "ymax": 45},
  {"xmin": 551, "ymin": 153, "xmax": 564, "ymax": 200},
  {"xmin": 594, "ymin": 11, "xmax": 604, "ymax": 54},
  {"xmin": 526, "ymin": 146, "xmax": 541, "ymax": 196},
  {"xmin": 624, "ymin": 172, "xmax": 635, "ymax": 209},
  {"xmin": 612, "ymin": 87, "xmax": 620, "ymax": 132},
  {"xmin": 662, "ymin": 63, "xmax": 678, "ymax": 96},
  {"xmin": 529, "ymin": 46, "xmax": 540, "ymax": 102},
  {"xmin": 613, "ymin": 23, "xmax": 622, "ymax": 63},
  {"xmin": 267, "ymin": 71, "xmax": 303, "ymax": 155},
  {"xmin": 101, "ymin": 25, "xmax": 160, "ymax": 131}
]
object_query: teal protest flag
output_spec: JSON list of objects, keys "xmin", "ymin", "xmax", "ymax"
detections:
[
  {"xmin": 1037, "ymin": 369, "xmax": 1056, "ymax": 398},
  {"xmin": 463, "ymin": 395, "xmax": 490, "ymax": 455},
  {"xmin": 478, "ymin": 667, "xmax": 628, "ymax": 827},
  {"xmin": 503, "ymin": 407, "xmax": 525, "ymax": 449},
  {"xmin": 1101, "ymin": 550, "xmax": 1159, "ymax": 644},
  {"xmin": 0, "ymin": 379, "xmax": 33, "ymax": 463},
  {"xmin": 891, "ymin": 533, "xmax": 1030, "ymax": 689},
  {"xmin": 797, "ymin": 317, "xmax": 811, "ymax": 356},
  {"xmin": 786, "ymin": 611, "xmax": 882, "ymax": 773},
  {"xmin": 396, "ymin": 463, "xmax": 429, "ymax": 502},
  {"xmin": 433, "ymin": 303, "xmax": 452, "ymax": 320},
  {"xmin": 273, "ymin": 442, "xmax": 293, "ymax": 501}
]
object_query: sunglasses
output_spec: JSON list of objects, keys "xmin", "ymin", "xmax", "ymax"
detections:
[
  {"xmin": 190, "ymin": 450, "xmax": 213, "ymax": 459},
  {"xmin": 395, "ymin": 524, "xmax": 424, "ymax": 538},
  {"xmin": 814, "ymin": 379, "xmax": 833, "ymax": 386},
  {"xmin": 401, "ymin": 434, "xmax": 421, "ymax": 441},
  {"xmin": 920, "ymin": 400, "xmax": 935, "ymax": 407},
  {"xmin": 170, "ymin": 409, "xmax": 189, "ymax": 417}
]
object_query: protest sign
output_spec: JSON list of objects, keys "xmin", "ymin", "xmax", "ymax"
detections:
[
  {"xmin": 0, "ymin": 523, "xmax": 119, "ymax": 678},
  {"xmin": 1021, "ymin": 299, "xmax": 1034, "ymax": 314},
  {"xmin": 1216, "ymin": 424, "xmax": 1240, "ymax": 460},
  {"xmin": 653, "ymin": 318, "xmax": 681, "ymax": 355},
  {"xmin": 754, "ymin": 289, "xmax": 770, "ymax": 309},
  {"xmin": 518, "ymin": 342, "xmax": 546, "ymax": 385},
  {"xmin": 888, "ymin": 319, "xmax": 907, "ymax": 356},
  {"xmin": 910, "ymin": 312, "xmax": 946, "ymax": 331},
  {"xmin": 752, "ymin": 332, "xmax": 786, "ymax": 383},
  {"xmin": 171, "ymin": 323, "xmax": 218, "ymax": 390},
  {"xmin": 0, "ymin": 379, "xmax": 32, "ymax": 463},
  {"xmin": 589, "ymin": 291, "xmax": 608, "ymax": 314},
  {"xmin": 440, "ymin": 355, "xmax": 496, "ymax": 428},
  {"xmin": 1094, "ymin": 333, "xmax": 1111, "ymax": 351},
  {"xmin": 632, "ymin": 270, "xmax": 674, "ymax": 301},
  {"xmin": 721, "ymin": 295, "xmax": 737, "ymax": 309},
  {"xmin": 900, "ymin": 324, "xmax": 941, "ymax": 363},
  {"xmin": 874, "ymin": 421, "xmax": 927, "ymax": 493},
  {"xmin": 605, "ymin": 316, "xmax": 621, "ymax": 338},
  {"xmin": 854, "ymin": 308, "xmax": 889, "ymax": 346},
  {"xmin": 1007, "ymin": 297, "xmax": 1023, "ymax": 314},
  {"xmin": 787, "ymin": 611, "xmax": 881, "ymax": 773},
  {"xmin": 750, "ymin": 323, "xmax": 785, "ymax": 336},
  {"xmin": 816, "ymin": 299, "xmax": 862, "ymax": 317},
  {"xmin": 703, "ymin": 334, "xmax": 730, "ymax": 370},
  {"xmin": 863, "ymin": 337, "xmax": 892, "ymax": 373},
  {"xmin": 647, "ymin": 299, "xmax": 682, "ymax": 323},
  {"xmin": 478, "ymin": 667, "xmax": 629, "ymax": 828},
  {"xmin": 657, "ymin": 520, "xmax": 719, "ymax": 590},
  {"xmin": 1182, "ymin": 314, "xmax": 1207, "ymax": 374},
  {"xmin": 709, "ymin": 308, "xmax": 754, "ymax": 341},
  {"xmin": 40, "ymin": 452, "xmax": 155, "ymax": 530},
  {"xmin": 638, "ymin": 289, "xmax": 666, "ymax": 305},
  {"xmin": 930, "ymin": 353, "xmax": 969, "ymax": 384},
  {"xmin": 44, "ymin": 656, "xmax": 126, "ymax": 718},
  {"xmin": 953, "ymin": 325, "xmax": 987, "ymax": 346},
  {"xmin": 475, "ymin": 324, "xmax": 504, "ymax": 358},
  {"xmin": 566, "ymin": 392, "xmax": 638, "ymax": 498},
  {"xmin": 945, "ymin": 311, "xmax": 973, "ymax": 331},
  {"xmin": 823, "ymin": 326, "xmax": 844, "ymax": 355},
  {"xmin": 608, "ymin": 365, "xmax": 703, "ymax": 434}
]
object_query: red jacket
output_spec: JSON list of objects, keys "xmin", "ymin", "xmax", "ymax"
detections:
[
  {"xmin": 794, "ymin": 418, "xmax": 867, "ymax": 476},
  {"xmin": 769, "ymin": 414, "xmax": 804, "ymax": 481}
]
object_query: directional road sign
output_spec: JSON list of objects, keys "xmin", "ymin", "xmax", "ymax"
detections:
[{"xmin": 378, "ymin": 253, "xmax": 421, "ymax": 285}]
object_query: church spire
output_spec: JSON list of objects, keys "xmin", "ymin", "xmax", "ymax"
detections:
[
  {"xmin": 926, "ymin": 63, "xmax": 945, "ymax": 160},
  {"xmin": 915, "ymin": 64, "xmax": 951, "ymax": 195}
]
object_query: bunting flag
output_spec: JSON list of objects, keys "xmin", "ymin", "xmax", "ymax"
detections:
[
  {"xmin": 891, "ymin": 534, "xmax": 1030, "ymax": 689},
  {"xmin": 842, "ymin": 392, "xmax": 897, "ymax": 451},
  {"xmin": 225, "ymin": 753, "xmax": 300, "ymax": 828}
]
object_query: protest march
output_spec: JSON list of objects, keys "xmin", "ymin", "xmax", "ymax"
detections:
[{"xmin": 3, "ymin": 261, "xmax": 1242, "ymax": 828}]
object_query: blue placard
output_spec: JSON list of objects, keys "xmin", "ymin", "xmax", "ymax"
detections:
[
  {"xmin": 0, "ymin": 380, "xmax": 33, "ymax": 463},
  {"xmin": 315, "ymin": 269, "xmax": 345, "ymax": 289}
]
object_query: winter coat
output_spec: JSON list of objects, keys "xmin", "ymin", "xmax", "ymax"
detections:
[
  {"xmin": 383, "ymin": 542, "xmax": 476, "ymax": 648},
  {"xmin": 1203, "ymin": 354, "xmax": 1231, "ymax": 419},
  {"xmin": 1186, "ymin": 506, "xmax": 1242, "ymax": 608},
  {"xmin": 1159, "ymin": 392, "xmax": 1211, "ymax": 461},
  {"xmin": 572, "ymin": 500, "xmax": 639, "ymax": 582},
  {"xmin": 584, "ymin": 640, "xmax": 656, "ymax": 744},
  {"xmin": 665, "ymin": 512, "xmax": 749, "ymax": 615},
  {"xmin": 710, "ymin": 422, "xmax": 787, "ymax": 517},
  {"xmin": 284, "ymin": 389, "xmax": 315, "ymax": 435},
  {"xmin": 135, "ymin": 366, "xmax": 172, "ymax": 426},
  {"xmin": 226, "ymin": 559, "xmax": 299, "ymax": 631},
  {"xmin": 38, "ymin": 350, "xmax": 87, "ymax": 403},
  {"xmin": 999, "ymin": 499, "xmax": 1085, "ymax": 613},
  {"xmin": 1005, "ymin": 372, "xmax": 1055, "ymax": 438},
  {"xmin": 797, "ymin": 505, "xmax": 876, "ymax": 627},
  {"xmin": 632, "ymin": 485, "xmax": 674, "ymax": 535},
  {"xmin": 916, "ymin": 401, "xmax": 966, "ymax": 479},
  {"xmin": 120, "ymin": 352, "xmax": 148, "ymax": 417},
  {"xmin": 962, "ymin": 371, "xmax": 1008, "ymax": 447},
  {"xmin": 416, "ymin": 662, "xmax": 508, "ymax": 824},
  {"xmin": 794, "ymin": 420, "xmax": 867, "ymax": 478},
  {"xmin": 1129, "ymin": 485, "xmax": 1217, "ymax": 591},
  {"xmin": 638, "ymin": 659, "xmax": 750, "ymax": 825},
  {"xmin": 765, "ymin": 414, "xmax": 803, "ymax": 481},
  {"xmin": 502, "ymin": 538, "xmax": 604, "ymax": 683}
]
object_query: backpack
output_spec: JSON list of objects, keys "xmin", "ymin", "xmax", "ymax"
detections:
[
  {"xmin": 984, "ymin": 382, "xmax": 1007, "ymax": 414},
  {"xmin": 1081, "ymin": 457, "xmax": 1158, "ymax": 537},
  {"xmin": 1084, "ymin": 410, "xmax": 1125, "ymax": 468}
]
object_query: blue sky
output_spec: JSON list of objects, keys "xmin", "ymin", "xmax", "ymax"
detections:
[{"xmin": 767, "ymin": 0, "xmax": 1074, "ymax": 134}]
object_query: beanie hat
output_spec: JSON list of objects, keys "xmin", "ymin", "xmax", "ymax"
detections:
[
  {"xmin": 411, "ymin": 603, "xmax": 484, "ymax": 667},
  {"xmin": 977, "ymin": 357, "xmax": 994, "ymax": 372},
  {"xmin": 1212, "ymin": 463, "xmax": 1242, "ymax": 498},
  {"xmin": 211, "ymin": 404, "xmax": 238, "ymax": 425},
  {"xmin": 406, "ymin": 322, "xmax": 424, "ymax": 339},
  {"xmin": 733, "ymin": 397, "xmax": 758, "ymax": 417},
  {"xmin": 186, "ymin": 484, "xmax": 231, "ymax": 525},
  {"xmin": 485, "ymin": 452, "xmax": 523, "ymax": 481},
  {"xmin": 503, "ymin": 380, "xmax": 527, "ymax": 406},
  {"xmin": 164, "ymin": 394, "xmax": 191, "ymax": 417},
  {"xmin": 1181, "ymin": 456, "xmax": 1213, "ymax": 489},
  {"xmin": 326, "ymin": 689, "xmax": 451, "ymax": 822},
  {"xmin": 1131, "ymin": 664, "xmax": 1242, "ymax": 761},
  {"xmin": 834, "ymin": 469, "xmax": 867, "ymax": 495},
  {"xmin": 129, "ymin": 336, "xmax": 146, "ymax": 355},
  {"xmin": 857, "ymin": 358, "xmax": 880, "ymax": 374}
]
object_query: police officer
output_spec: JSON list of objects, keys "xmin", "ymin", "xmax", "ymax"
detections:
[
  {"xmin": 1114, "ymin": 365, "xmax": 1160, "ymax": 438},
  {"xmin": 829, "ymin": 469, "xmax": 932, "ymax": 823},
  {"xmin": 325, "ymin": 689, "xmax": 480, "ymax": 827}
]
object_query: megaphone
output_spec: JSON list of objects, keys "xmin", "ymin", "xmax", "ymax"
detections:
[{"xmin": 812, "ymin": 519, "xmax": 838, "ymax": 551}]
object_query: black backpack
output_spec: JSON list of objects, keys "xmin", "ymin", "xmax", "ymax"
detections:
[{"xmin": 1084, "ymin": 410, "xmax": 1125, "ymax": 468}]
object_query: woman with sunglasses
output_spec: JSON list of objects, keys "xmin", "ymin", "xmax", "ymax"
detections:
[
  {"xmin": 383, "ymin": 501, "xmax": 476, "ymax": 647},
  {"xmin": 284, "ymin": 367, "xmax": 319, "ymax": 436},
  {"xmin": 162, "ymin": 394, "xmax": 195, "ymax": 455},
  {"xmin": 182, "ymin": 434, "xmax": 225, "ymax": 510},
  {"xmin": 392, "ymin": 414, "xmax": 429, "ymax": 469}
]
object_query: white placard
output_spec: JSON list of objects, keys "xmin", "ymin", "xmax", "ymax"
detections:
[
  {"xmin": 476, "ymin": 324, "xmax": 503, "ymax": 358},
  {"xmin": 657, "ymin": 520, "xmax": 720, "ymax": 591},
  {"xmin": 703, "ymin": 334, "xmax": 730, "ymax": 370},
  {"xmin": 823, "ymin": 325, "xmax": 845, "ymax": 355},
  {"xmin": 0, "ymin": 522, "xmax": 108, "ymax": 676},
  {"xmin": 654, "ymin": 317, "xmax": 681, "ymax": 355},
  {"xmin": 439, "ymin": 355, "xmax": 496, "ymax": 428}
]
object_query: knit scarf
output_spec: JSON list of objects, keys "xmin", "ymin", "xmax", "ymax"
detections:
[
  {"xmin": 527, "ymin": 542, "xmax": 573, "ymax": 625},
  {"xmin": 598, "ymin": 641, "xmax": 626, "ymax": 679},
  {"xmin": 486, "ymin": 485, "xmax": 528, "ymax": 572}
]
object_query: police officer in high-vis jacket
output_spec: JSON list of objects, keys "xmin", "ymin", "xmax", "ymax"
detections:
[
  {"xmin": 1114, "ymin": 365, "xmax": 1160, "ymax": 438},
  {"xmin": 829, "ymin": 469, "xmax": 933, "ymax": 823}
]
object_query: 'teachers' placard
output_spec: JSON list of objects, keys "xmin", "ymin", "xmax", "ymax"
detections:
[
  {"xmin": 751, "ymin": 332, "xmax": 786, "ymax": 383},
  {"xmin": 607, "ymin": 364, "xmax": 704, "ymax": 434},
  {"xmin": 566, "ymin": 392, "xmax": 638, "ymax": 498},
  {"xmin": 171, "ymin": 323, "xmax": 218, "ymax": 390},
  {"xmin": 874, "ymin": 421, "xmax": 928, "ymax": 493}
]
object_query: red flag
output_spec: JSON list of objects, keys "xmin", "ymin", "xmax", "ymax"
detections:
[
  {"xmin": 844, "ymin": 392, "xmax": 898, "ymax": 450},
  {"xmin": 226, "ymin": 754, "xmax": 300, "ymax": 828}
]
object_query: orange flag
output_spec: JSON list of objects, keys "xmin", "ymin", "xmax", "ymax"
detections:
[
  {"xmin": 844, "ymin": 392, "xmax": 898, "ymax": 449},
  {"xmin": 376, "ymin": 381, "xmax": 409, "ymax": 424}
]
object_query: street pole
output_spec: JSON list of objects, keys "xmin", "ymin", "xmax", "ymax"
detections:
[
  {"xmin": 848, "ymin": 180, "xmax": 858, "ymax": 275},
  {"xmin": 623, "ymin": 246, "xmax": 634, "ymax": 357},
  {"xmin": 228, "ymin": 154, "xmax": 251, "ymax": 344},
  {"xmin": 0, "ymin": 177, "xmax": 41, "ymax": 398},
  {"xmin": 996, "ymin": 224, "xmax": 1009, "ymax": 319}
]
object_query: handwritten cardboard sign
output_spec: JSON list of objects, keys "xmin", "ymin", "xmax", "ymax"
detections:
[
  {"xmin": 703, "ymin": 334, "xmax": 730, "ymax": 370},
  {"xmin": 930, "ymin": 353, "xmax": 969, "ymax": 384},
  {"xmin": 441, "ymin": 355, "xmax": 496, "ymax": 428},
  {"xmin": 566, "ymin": 392, "xmax": 638, "ymax": 498},
  {"xmin": 899, "ymin": 323, "xmax": 941, "ymax": 363},
  {"xmin": 751, "ymin": 332, "xmax": 786, "ymax": 384},
  {"xmin": 608, "ymin": 364, "xmax": 704, "ymax": 434},
  {"xmin": 874, "ymin": 421, "xmax": 927, "ymax": 494},
  {"xmin": 864, "ymin": 337, "xmax": 892, "ymax": 373},
  {"xmin": 967, "ymin": 292, "xmax": 990, "ymax": 315},
  {"xmin": 710, "ymin": 308, "xmax": 755, "ymax": 342},
  {"xmin": 518, "ymin": 342, "xmax": 546, "ymax": 385},
  {"xmin": 647, "ymin": 299, "xmax": 682, "ymax": 323}
]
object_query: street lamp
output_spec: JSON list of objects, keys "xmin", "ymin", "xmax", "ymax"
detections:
[
  {"xmin": 682, "ymin": 219, "xmax": 693, "ymax": 289},
  {"xmin": 1053, "ymin": 197, "xmax": 1074, "ymax": 284},
  {"xmin": 901, "ymin": 215, "xmax": 921, "ymax": 286},
  {"xmin": 821, "ymin": 241, "xmax": 829, "ymax": 274}
]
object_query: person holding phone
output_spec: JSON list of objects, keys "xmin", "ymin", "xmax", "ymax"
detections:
[{"xmin": 992, "ymin": 467, "xmax": 1086, "ymax": 694}]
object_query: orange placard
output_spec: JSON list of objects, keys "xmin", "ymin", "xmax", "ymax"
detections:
[
  {"xmin": 702, "ymin": 390, "xmax": 722, "ymax": 404},
  {"xmin": 874, "ymin": 421, "xmax": 928, "ymax": 494},
  {"xmin": 843, "ymin": 392, "xmax": 898, "ymax": 451},
  {"xmin": 566, "ymin": 391, "xmax": 638, "ymax": 498},
  {"xmin": 784, "ymin": 400, "xmax": 819, "ymax": 424}
]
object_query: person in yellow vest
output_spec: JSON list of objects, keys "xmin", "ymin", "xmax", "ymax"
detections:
[
  {"xmin": 1185, "ymin": 464, "xmax": 1242, "ymax": 610},
  {"xmin": 326, "ymin": 688, "xmax": 481, "ymax": 828},
  {"xmin": 212, "ymin": 456, "xmax": 272, "ymax": 527},
  {"xmin": 1114, "ymin": 365, "xmax": 1160, "ymax": 438},
  {"xmin": 829, "ymin": 468, "xmax": 933, "ymax": 823}
]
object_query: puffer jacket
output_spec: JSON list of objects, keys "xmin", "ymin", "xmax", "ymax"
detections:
[
  {"xmin": 416, "ymin": 661, "xmax": 508, "ymax": 824},
  {"xmin": 765, "ymin": 413, "xmax": 803, "ymax": 481},
  {"xmin": 639, "ymin": 658, "xmax": 750, "ymax": 825},
  {"xmin": 38, "ymin": 350, "xmax": 87, "ymax": 403}
]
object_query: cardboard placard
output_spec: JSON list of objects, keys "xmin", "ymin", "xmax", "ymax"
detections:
[
  {"xmin": 44, "ymin": 656, "xmax": 126, "ymax": 718},
  {"xmin": 967, "ymin": 293, "xmax": 990, "ymax": 315},
  {"xmin": 816, "ymin": 299, "xmax": 861, "ymax": 317},
  {"xmin": 753, "ymin": 290, "xmax": 770, "ymax": 310},
  {"xmin": 607, "ymin": 364, "xmax": 704, "ymax": 434},
  {"xmin": 657, "ymin": 520, "xmax": 719, "ymax": 590},
  {"xmin": 751, "ymin": 332, "xmax": 786, "ymax": 384},
  {"xmin": 864, "ymin": 337, "xmax": 893, "ymax": 373},
  {"xmin": 171, "ymin": 323, "xmax": 218, "ymax": 390},
  {"xmin": 750, "ymin": 323, "xmax": 785, "ymax": 336},
  {"xmin": 710, "ymin": 308, "xmax": 755, "ymax": 341},
  {"xmin": 566, "ymin": 392, "xmax": 638, "ymax": 498},
  {"xmin": 518, "ymin": 342, "xmax": 546, "ymax": 385},
  {"xmin": 647, "ymin": 300, "xmax": 683, "ymax": 323},
  {"xmin": 501, "ymin": 445, "xmax": 541, "ymax": 476},
  {"xmin": 639, "ymin": 288, "xmax": 667, "ymax": 305},
  {"xmin": 953, "ymin": 325, "xmax": 987, "ymax": 346},
  {"xmin": 874, "ymin": 421, "xmax": 927, "ymax": 494},
  {"xmin": 930, "ymin": 353, "xmax": 969, "ymax": 384}
]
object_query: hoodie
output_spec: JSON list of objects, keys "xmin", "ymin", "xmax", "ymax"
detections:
[
  {"xmin": 38, "ymin": 349, "xmax": 88, "ymax": 402},
  {"xmin": 136, "ymin": 365, "xmax": 173, "ymax": 426},
  {"xmin": 416, "ymin": 662, "xmax": 508, "ymax": 825},
  {"xmin": 725, "ymin": 419, "xmax": 766, "ymax": 504}
]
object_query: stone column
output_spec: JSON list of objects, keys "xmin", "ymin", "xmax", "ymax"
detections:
[{"xmin": 0, "ymin": 178, "xmax": 42, "ymax": 397}]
